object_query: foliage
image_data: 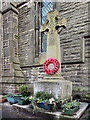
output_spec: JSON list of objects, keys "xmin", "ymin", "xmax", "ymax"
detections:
[
  {"xmin": 36, "ymin": 98, "xmax": 49, "ymax": 103},
  {"xmin": 62, "ymin": 100, "xmax": 81, "ymax": 110},
  {"xmin": 35, "ymin": 91, "xmax": 57, "ymax": 104},
  {"xmin": 85, "ymin": 94, "xmax": 90, "ymax": 98},
  {"xmin": 21, "ymin": 96, "xmax": 29, "ymax": 101},
  {"xmin": 6, "ymin": 94, "xmax": 21, "ymax": 97},
  {"xmin": 19, "ymin": 85, "xmax": 28, "ymax": 94},
  {"xmin": 35, "ymin": 91, "xmax": 53, "ymax": 100},
  {"xmin": 29, "ymin": 96, "xmax": 35, "ymax": 101},
  {"xmin": 1, "ymin": 96, "xmax": 6, "ymax": 98}
]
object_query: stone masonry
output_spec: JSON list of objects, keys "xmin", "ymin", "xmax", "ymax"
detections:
[
  {"xmin": 0, "ymin": 1, "xmax": 89, "ymax": 101},
  {"xmin": 1, "ymin": 2, "xmax": 25, "ymax": 94},
  {"xmin": 56, "ymin": 2, "xmax": 89, "ymax": 100},
  {"xmin": 0, "ymin": 1, "xmax": 3, "ymax": 94}
]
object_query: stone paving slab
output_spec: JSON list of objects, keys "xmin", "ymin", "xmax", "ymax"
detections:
[
  {"xmin": 12, "ymin": 103, "xmax": 34, "ymax": 115},
  {"xmin": 12, "ymin": 102, "xmax": 88, "ymax": 120},
  {"xmin": 1, "ymin": 102, "xmax": 41, "ymax": 119},
  {"xmin": 13, "ymin": 103, "xmax": 30, "ymax": 109}
]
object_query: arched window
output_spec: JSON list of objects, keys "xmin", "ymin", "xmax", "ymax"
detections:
[{"xmin": 41, "ymin": 0, "xmax": 53, "ymax": 52}]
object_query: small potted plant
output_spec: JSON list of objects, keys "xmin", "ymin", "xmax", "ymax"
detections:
[
  {"xmin": 0, "ymin": 96, "xmax": 7, "ymax": 103},
  {"xmin": 19, "ymin": 85, "xmax": 30, "ymax": 97},
  {"xmin": 62, "ymin": 100, "xmax": 81, "ymax": 115},
  {"xmin": 35, "ymin": 91, "xmax": 56, "ymax": 111},
  {"xmin": 18, "ymin": 96, "xmax": 31, "ymax": 105},
  {"xmin": 36, "ymin": 97, "xmax": 55, "ymax": 110},
  {"xmin": 6, "ymin": 94, "xmax": 22, "ymax": 104}
]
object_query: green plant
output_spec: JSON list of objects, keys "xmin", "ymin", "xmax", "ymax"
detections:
[
  {"xmin": 6, "ymin": 94, "xmax": 20, "ymax": 97},
  {"xmin": 35, "ymin": 91, "xmax": 53, "ymax": 100},
  {"xmin": 19, "ymin": 85, "xmax": 28, "ymax": 94},
  {"xmin": 1, "ymin": 96, "xmax": 6, "ymax": 98},
  {"xmin": 62, "ymin": 100, "xmax": 80, "ymax": 110},
  {"xmin": 29, "ymin": 96, "xmax": 35, "ymax": 101},
  {"xmin": 36, "ymin": 98, "xmax": 43, "ymax": 103},
  {"xmin": 21, "ymin": 96, "xmax": 29, "ymax": 101},
  {"xmin": 35, "ymin": 91, "xmax": 44, "ymax": 98},
  {"xmin": 35, "ymin": 92, "xmax": 57, "ymax": 104},
  {"xmin": 85, "ymin": 94, "xmax": 90, "ymax": 98}
]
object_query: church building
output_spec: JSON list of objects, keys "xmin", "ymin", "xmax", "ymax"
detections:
[{"xmin": 0, "ymin": 0, "xmax": 89, "ymax": 101}]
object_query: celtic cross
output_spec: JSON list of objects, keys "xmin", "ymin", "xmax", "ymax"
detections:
[{"xmin": 41, "ymin": 9, "xmax": 66, "ymax": 76}]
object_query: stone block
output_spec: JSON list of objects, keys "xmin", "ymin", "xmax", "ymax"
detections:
[{"xmin": 34, "ymin": 77, "xmax": 72, "ymax": 102}]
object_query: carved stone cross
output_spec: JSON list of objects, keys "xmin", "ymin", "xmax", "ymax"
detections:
[
  {"xmin": 34, "ymin": 10, "xmax": 72, "ymax": 101},
  {"xmin": 41, "ymin": 9, "xmax": 67, "ymax": 76}
]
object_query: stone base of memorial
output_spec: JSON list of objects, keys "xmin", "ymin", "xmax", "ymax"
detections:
[{"xmin": 34, "ymin": 77, "xmax": 72, "ymax": 103}]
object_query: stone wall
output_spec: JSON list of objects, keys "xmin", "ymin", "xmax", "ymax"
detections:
[
  {"xmin": 56, "ymin": 2, "xmax": 89, "ymax": 99},
  {"xmin": 1, "ymin": 3, "xmax": 25, "ymax": 94},
  {"xmin": 18, "ymin": 2, "xmax": 36, "ymax": 67},
  {"xmin": 17, "ymin": 2, "xmax": 89, "ymax": 99},
  {"xmin": 0, "ymin": 2, "xmax": 3, "ymax": 94},
  {"xmin": 17, "ymin": 2, "xmax": 43, "ymax": 93}
]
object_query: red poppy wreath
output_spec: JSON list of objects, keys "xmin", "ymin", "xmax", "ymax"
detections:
[{"xmin": 43, "ymin": 58, "xmax": 60, "ymax": 75}]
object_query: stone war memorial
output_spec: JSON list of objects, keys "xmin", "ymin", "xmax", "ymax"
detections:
[
  {"xmin": 0, "ymin": 0, "xmax": 89, "ymax": 119},
  {"xmin": 34, "ymin": 9, "xmax": 72, "ymax": 103}
]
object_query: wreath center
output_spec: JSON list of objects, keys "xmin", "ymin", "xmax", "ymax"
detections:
[
  {"xmin": 48, "ymin": 63, "xmax": 54, "ymax": 70},
  {"xmin": 43, "ymin": 58, "xmax": 60, "ymax": 75}
]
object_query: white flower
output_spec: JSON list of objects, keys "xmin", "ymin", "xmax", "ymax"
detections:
[
  {"xmin": 51, "ymin": 98, "xmax": 55, "ymax": 101},
  {"xmin": 49, "ymin": 98, "xmax": 55, "ymax": 103},
  {"xmin": 29, "ymin": 96, "xmax": 33, "ymax": 99}
]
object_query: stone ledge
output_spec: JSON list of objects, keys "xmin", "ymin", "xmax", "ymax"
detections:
[
  {"xmin": 34, "ymin": 79, "xmax": 71, "ymax": 83},
  {"xmin": 12, "ymin": 102, "xmax": 88, "ymax": 120},
  {"xmin": 12, "ymin": 103, "xmax": 34, "ymax": 115}
]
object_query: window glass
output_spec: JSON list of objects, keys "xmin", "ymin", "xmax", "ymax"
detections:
[{"xmin": 41, "ymin": 0, "xmax": 53, "ymax": 52}]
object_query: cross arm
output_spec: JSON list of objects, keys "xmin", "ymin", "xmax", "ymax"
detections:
[
  {"xmin": 55, "ymin": 17, "xmax": 67, "ymax": 30},
  {"xmin": 41, "ymin": 19, "xmax": 49, "ymax": 33}
]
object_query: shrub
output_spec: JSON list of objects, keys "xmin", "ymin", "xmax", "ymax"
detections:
[
  {"xmin": 62, "ymin": 100, "xmax": 81, "ymax": 110},
  {"xmin": 19, "ymin": 85, "xmax": 28, "ymax": 94},
  {"xmin": 35, "ymin": 91, "xmax": 53, "ymax": 100}
]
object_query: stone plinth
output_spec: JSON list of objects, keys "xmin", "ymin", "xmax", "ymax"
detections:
[{"xmin": 34, "ymin": 77, "xmax": 72, "ymax": 102}]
